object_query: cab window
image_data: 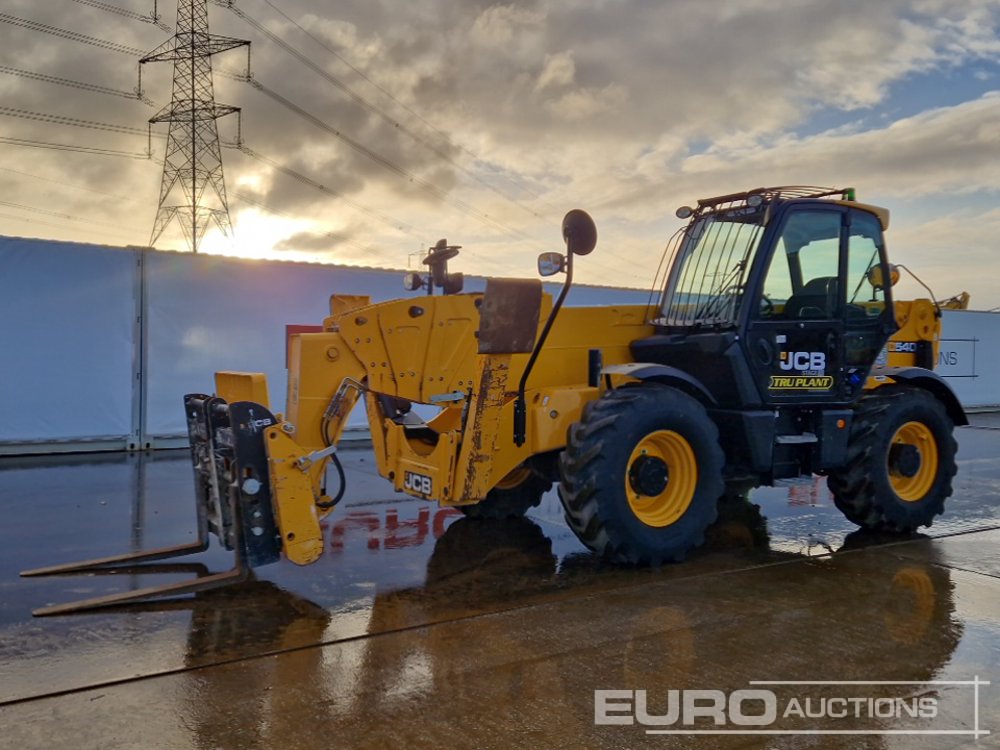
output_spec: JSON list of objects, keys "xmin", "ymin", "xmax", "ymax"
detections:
[
  {"xmin": 846, "ymin": 211, "xmax": 887, "ymax": 315},
  {"xmin": 758, "ymin": 210, "xmax": 841, "ymax": 319}
]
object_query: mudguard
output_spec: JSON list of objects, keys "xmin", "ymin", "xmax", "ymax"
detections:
[
  {"xmin": 869, "ymin": 366, "xmax": 968, "ymax": 426},
  {"xmin": 602, "ymin": 362, "xmax": 717, "ymax": 406}
]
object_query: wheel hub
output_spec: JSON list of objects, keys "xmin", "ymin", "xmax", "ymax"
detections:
[
  {"xmin": 629, "ymin": 455, "xmax": 669, "ymax": 497},
  {"xmin": 625, "ymin": 430, "xmax": 698, "ymax": 528},
  {"xmin": 887, "ymin": 420, "xmax": 939, "ymax": 502},
  {"xmin": 888, "ymin": 443, "xmax": 920, "ymax": 478}
]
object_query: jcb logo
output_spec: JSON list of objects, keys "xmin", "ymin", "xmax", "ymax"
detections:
[
  {"xmin": 403, "ymin": 471, "xmax": 432, "ymax": 496},
  {"xmin": 779, "ymin": 351, "xmax": 826, "ymax": 372},
  {"xmin": 248, "ymin": 418, "xmax": 273, "ymax": 433},
  {"xmin": 245, "ymin": 408, "xmax": 273, "ymax": 434}
]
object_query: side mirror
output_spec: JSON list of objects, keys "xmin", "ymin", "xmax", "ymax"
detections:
[
  {"xmin": 867, "ymin": 263, "xmax": 900, "ymax": 290},
  {"xmin": 515, "ymin": 211, "xmax": 591, "ymax": 447},
  {"xmin": 562, "ymin": 209, "xmax": 597, "ymax": 256},
  {"xmin": 402, "ymin": 271, "xmax": 425, "ymax": 291},
  {"xmin": 537, "ymin": 252, "xmax": 566, "ymax": 277}
]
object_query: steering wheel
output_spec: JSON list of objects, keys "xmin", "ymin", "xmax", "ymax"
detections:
[{"xmin": 759, "ymin": 293, "xmax": 775, "ymax": 318}]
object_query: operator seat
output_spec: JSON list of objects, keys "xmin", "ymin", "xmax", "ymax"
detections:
[{"xmin": 783, "ymin": 276, "xmax": 839, "ymax": 319}]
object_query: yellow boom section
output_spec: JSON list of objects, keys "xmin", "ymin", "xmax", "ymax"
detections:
[{"xmin": 278, "ymin": 290, "xmax": 651, "ymax": 513}]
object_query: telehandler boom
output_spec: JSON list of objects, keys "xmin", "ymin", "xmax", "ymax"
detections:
[{"xmin": 25, "ymin": 186, "xmax": 966, "ymax": 614}]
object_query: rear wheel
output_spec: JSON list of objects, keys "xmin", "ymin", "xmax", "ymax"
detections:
[
  {"xmin": 459, "ymin": 466, "xmax": 552, "ymax": 519},
  {"xmin": 828, "ymin": 387, "xmax": 957, "ymax": 531},
  {"xmin": 559, "ymin": 385, "xmax": 725, "ymax": 564}
]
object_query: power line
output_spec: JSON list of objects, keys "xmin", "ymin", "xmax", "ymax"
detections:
[
  {"xmin": 0, "ymin": 4, "xmax": 555, "ymax": 265},
  {"xmin": 233, "ymin": 190, "xmax": 510, "ymax": 274},
  {"xmin": 0, "ymin": 210, "xmax": 140, "ymax": 241},
  {"xmin": 232, "ymin": 76, "xmax": 541, "ymax": 247},
  {"xmin": 67, "ymin": 0, "xmax": 171, "ymax": 31},
  {"xmin": 232, "ymin": 144, "xmax": 421, "ymax": 238},
  {"xmin": 213, "ymin": 1, "xmax": 546, "ymax": 222},
  {"xmin": 0, "ymin": 106, "xmax": 157, "ymax": 137},
  {"xmin": 232, "ymin": 190, "xmax": 411, "ymax": 262},
  {"xmin": 231, "ymin": 147, "xmax": 511, "ymax": 272},
  {"xmin": 213, "ymin": 2, "xmax": 425, "ymax": 133},
  {"xmin": 256, "ymin": 0, "xmax": 558, "ymax": 214},
  {"xmin": 0, "ymin": 13, "xmax": 146, "ymax": 55},
  {"xmin": 215, "ymin": 4, "xmax": 607, "ymax": 269},
  {"xmin": 0, "ymin": 198, "xmax": 141, "ymax": 231},
  {"xmin": 257, "ymin": 0, "xmax": 463, "ymax": 156},
  {"xmin": 229, "ymin": 148, "xmax": 512, "ymax": 274},
  {"xmin": 0, "ymin": 166, "xmax": 141, "ymax": 201},
  {"xmin": 0, "ymin": 65, "xmax": 153, "ymax": 105},
  {"xmin": 0, "ymin": 134, "xmax": 152, "ymax": 158}
]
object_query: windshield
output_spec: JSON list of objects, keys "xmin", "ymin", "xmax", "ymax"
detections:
[{"xmin": 657, "ymin": 210, "xmax": 766, "ymax": 328}]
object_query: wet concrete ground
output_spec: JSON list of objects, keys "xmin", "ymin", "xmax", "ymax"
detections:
[{"xmin": 1, "ymin": 418, "xmax": 998, "ymax": 748}]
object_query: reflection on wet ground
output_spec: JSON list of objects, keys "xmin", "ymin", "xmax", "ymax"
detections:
[{"xmin": 1, "ymin": 421, "xmax": 999, "ymax": 748}]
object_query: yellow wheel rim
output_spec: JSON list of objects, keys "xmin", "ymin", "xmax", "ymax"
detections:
[
  {"xmin": 888, "ymin": 421, "xmax": 938, "ymax": 502},
  {"xmin": 625, "ymin": 430, "xmax": 698, "ymax": 527},
  {"xmin": 495, "ymin": 465, "xmax": 531, "ymax": 490}
]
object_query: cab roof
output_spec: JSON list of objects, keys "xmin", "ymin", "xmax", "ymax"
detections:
[{"xmin": 690, "ymin": 185, "xmax": 889, "ymax": 230}]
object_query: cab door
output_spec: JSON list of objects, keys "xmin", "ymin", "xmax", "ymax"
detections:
[
  {"xmin": 840, "ymin": 208, "xmax": 897, "ymax": 392},
  {"xmin": 745, "ymin": 206, "xmax": 847, "ymax": 405},
  {"xmin": 745, "ymin": 205, "xmax": 896, "ymax": 406}
]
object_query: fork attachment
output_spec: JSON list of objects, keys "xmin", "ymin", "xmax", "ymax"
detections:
[
  {"xmin": 21, "ymin": 394, "xmax": 283, "ymax": 616},
  {"xmin": 189, "ymin": 395, "xmax": 283, "ymax": 567}
]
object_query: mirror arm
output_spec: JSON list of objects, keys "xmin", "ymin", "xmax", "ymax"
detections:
[{"xmin": 514, "ymin": 252, "xmax": 574, "ymax": 446}]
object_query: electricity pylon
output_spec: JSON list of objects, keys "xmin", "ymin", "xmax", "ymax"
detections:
[{"xmin": 141, "ymin": 0, "xmax": 249, "ymax": 252}]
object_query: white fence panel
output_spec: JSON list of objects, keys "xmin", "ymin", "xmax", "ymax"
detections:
[
  {"xmin": 1, "ymin": 236, "xmax": 996, "ymax": 454},
  {"xmin": 0, "ymin": 238, "xmax": 136, "ymax": 447},
  {"xmin": 144, "ymin": 252, "xmax": 418, "ymax": 437},
  {"xmin": 938, "ymin": 310, "xmax": 1000, "ymax": 408}
]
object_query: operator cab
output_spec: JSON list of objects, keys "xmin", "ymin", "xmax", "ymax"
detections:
[{"xmin": 634, "ymin": 187, "xmax": 899, "ymax": 408}]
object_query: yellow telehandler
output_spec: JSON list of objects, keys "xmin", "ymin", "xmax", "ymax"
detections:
[{"xmin": 26, "ymin": 186, "xmax": 966, "ymax": 614}]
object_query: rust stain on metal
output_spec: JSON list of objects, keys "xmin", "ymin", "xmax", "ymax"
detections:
[
  {"xmin": 460, "ymin": 355, "xmax": 513, "ymax": 501},
  {"xmin": 477, "ymin": 278, "xmax": 542, "ymax": 354},
  {"xmin": 461, "ymin": 359, "xmax": 493, "ymax": 499}
]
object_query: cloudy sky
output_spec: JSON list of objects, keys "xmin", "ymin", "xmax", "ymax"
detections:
[{"xmin": 2, "ymin": 0, "xmax": 1000, "ymax": 307}]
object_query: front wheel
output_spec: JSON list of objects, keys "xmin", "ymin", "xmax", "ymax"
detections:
[
  {"xmin": 558, "ymin": 385, "xmax": 725, "ymax": 565},
  {"xmin": 827, "ymin": 387, "xmax": 957, "ymax": 532}
]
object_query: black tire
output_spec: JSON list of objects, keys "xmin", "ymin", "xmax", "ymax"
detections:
[
  {"xmin": 459, "ymin": 468, "xmax": 552, "ymax": 519},
  {"xmin": 827, "ymin": 387, "xmax": 957, "ymax": 532},
  {"xmin": 558, "ymin": 385, "xmax": 725, "ymax": 565}
]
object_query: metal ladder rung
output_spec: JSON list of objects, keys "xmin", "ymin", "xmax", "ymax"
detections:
[{"xmin": 775, "ymin": 433, "xmax": 819, "ymax": 444}]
